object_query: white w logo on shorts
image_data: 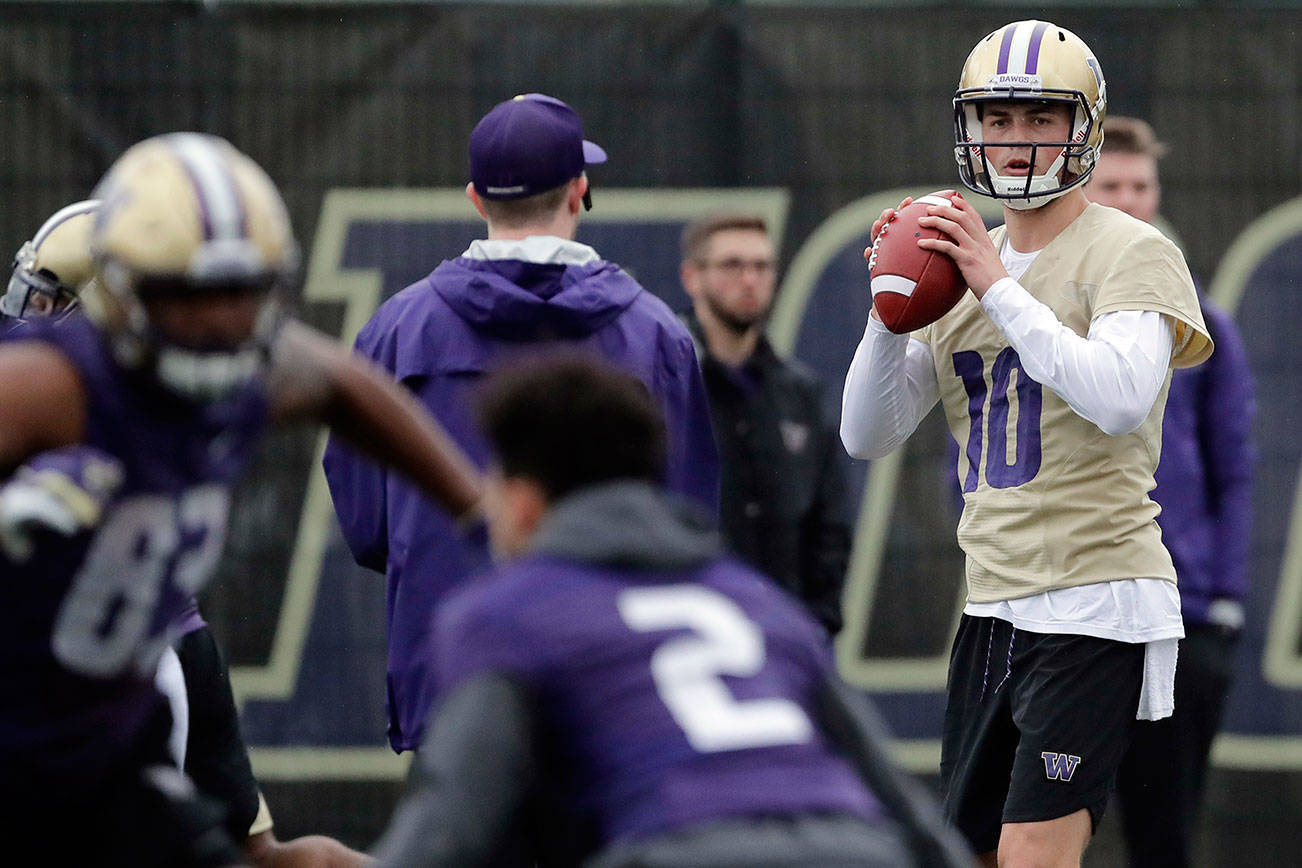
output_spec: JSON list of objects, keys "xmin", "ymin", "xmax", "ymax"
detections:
[{"xmin": 1041, "ymin": 752, "xmax": 1081, "ymax": 781}]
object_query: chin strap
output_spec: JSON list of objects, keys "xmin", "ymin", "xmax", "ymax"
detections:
[{"xmin": 981, "ymin": 142, "xmax": 1083, "ymax": 210}]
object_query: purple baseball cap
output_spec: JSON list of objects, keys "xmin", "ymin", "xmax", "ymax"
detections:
[{"xmin": 469, "ymin": 93, "xmax": 607, "ymax": 201}]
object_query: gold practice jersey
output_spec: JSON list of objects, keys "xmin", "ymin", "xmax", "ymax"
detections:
[{"xmin": 917, "ymin": 203, "xmax": 1212, "ymax": 603}]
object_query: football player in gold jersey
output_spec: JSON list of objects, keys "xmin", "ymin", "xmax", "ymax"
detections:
[{"xmin": 841, "ymin": 20, "xmax": 1211, "ymax": 868}]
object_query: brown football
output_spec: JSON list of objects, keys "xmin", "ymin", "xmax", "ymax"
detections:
[{"xmin": 867, "ymin": 191, "xmax": 968, "ymax": 334}]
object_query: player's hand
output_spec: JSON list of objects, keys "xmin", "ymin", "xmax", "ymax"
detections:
[
  {"xmin": 915, "ymin": 193, "xmax": 1009, "ymax": 298},
  {"xmin": 866, "ymin": 196, "xmax": 913, "ymax": 250},
  {"xmin": 864, "ymin": 197, "xmax": 914, "ymax": 322},
  {"xmin": 0, "ymin": 446, "xmax": 123, "ymax": 562}
]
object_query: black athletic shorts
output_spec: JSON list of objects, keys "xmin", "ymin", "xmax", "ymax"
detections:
[
  {"xmin": 939, "ymin": 614, "xmax": 1144, "ymax": 854},
  {"xmin": 176, "ymin": 624, "xmax": 263, "ymax": 842}
]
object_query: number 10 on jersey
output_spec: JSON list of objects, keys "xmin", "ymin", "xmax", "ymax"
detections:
[{"xmin": 953, "ymin": 348, "xmax": 1043, "ymax": 492}]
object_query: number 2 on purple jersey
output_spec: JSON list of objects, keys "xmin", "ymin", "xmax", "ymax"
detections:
[{"xmin": 618, "ymin": 584, "xmax": 814, "ymax": 753}]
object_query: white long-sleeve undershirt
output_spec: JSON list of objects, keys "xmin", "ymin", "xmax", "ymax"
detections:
[
  {"xmin": 840, "ymin": 279, "xmax": 1175, "ymax": 459},
  {"xmin": 839, "ymin": 255, "xmax": 1185, "ymax": 721}
]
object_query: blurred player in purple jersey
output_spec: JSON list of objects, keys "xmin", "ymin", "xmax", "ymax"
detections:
[
  {"xmin": 1, "ymin": 200, "xmax": 375, "ymax": 867},
  {"xmin": 368, "ymin": 356, "xmax": 970, "ymax": 868},
  {"xmin": 0, "ymin": 133, "xmax": 479, "ymax": 866},
  {"xmin": 1088, "ymin": 116, "xmax": 1257, "ymax": 868},
  {"xmin": 323, "ymin": 92, "xmax": 719, "ymax": 755}
]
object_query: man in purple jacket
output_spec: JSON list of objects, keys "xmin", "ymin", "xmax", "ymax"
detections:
[
  {"xmin": 322, "ymin": 93, "xmax": 719, "ymax": 752},
  {"xmin": 1088, "ymin": 116, "xmax": 1257, "ymax": 868},
  {"xmin": 369, "ymin": 356, "xmax": 970, "ymax": 868}
]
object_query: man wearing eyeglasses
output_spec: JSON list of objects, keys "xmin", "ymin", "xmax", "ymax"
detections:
[{"xmin": 679, "ymin": 214, "xmax": 851, "ymax": 635}]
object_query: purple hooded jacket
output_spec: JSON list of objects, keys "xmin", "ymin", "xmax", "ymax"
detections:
[
  {"xmin": 322, "ymin": 244, "xmax": 719, "ymax": 751},
  {"xmin": 1151, "ymin": 297, "xmax": 1255, "ymax": 627}
]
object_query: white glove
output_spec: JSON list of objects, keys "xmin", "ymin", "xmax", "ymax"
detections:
[{"xmin": 0, "ymin": 446, "xmax": 124, "ymax": 562}]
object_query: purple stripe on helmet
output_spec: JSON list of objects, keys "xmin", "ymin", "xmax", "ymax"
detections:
[
  {"xmin": 1025, "ymin": 21, "xmax": 1050, "ymax": 74},
  {"xmin": 997, "ymin": 25, "xmax": 1016, "ymax": 74}
]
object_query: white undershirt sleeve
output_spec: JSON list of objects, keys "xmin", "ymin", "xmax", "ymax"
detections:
[
  {"xmin": 840, "ymin": 316, "xmax": 940, "ymax": 459},
  {"xmin": 979, "ymin": 277, "xmax": 1174, "ymax": 436}
]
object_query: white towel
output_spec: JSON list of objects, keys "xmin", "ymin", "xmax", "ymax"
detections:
[{"xmin": 1137, "ymin": 637, "xmax": 1179, "ymax": 721}]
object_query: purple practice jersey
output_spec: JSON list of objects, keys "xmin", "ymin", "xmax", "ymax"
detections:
[
  {"xmin": 0, "ymin": 315, "xmax": 268, "ymax": 787},
  {"xmin": 323, "ymin": 249, "xmax": 720, "ymax": 751},
  {"xmin": 433, "ymin": 482, "xmax": 879, "ymax": 846}
]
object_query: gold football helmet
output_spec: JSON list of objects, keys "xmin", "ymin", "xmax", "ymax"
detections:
[
  {"xmin": 86, "ymin": 133, "xmax": 299, "ymax": 401},
  {"xmin": 3, "ymin": 200, "xmax": 101, "ymax": 321},
  {"xmin": 953, "ymin": 20, "xmax": 1107, "ymax": 209}
]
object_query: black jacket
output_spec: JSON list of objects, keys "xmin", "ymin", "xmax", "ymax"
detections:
[{"xmin": 684, "ymin": 313, "xmax": 851, "ymax": 634}]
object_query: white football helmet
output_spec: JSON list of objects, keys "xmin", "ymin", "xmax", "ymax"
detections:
[
  {"xmin": 953, "ymin": 20, "xmax": 1107, "ymax": 209},
  {"xmin": 87, "ymin": 133, "xmax": 299, "ymax": 402},
  {"xmin": 3, "ymin": 200, "xmax": 101, "ymax": 321}
]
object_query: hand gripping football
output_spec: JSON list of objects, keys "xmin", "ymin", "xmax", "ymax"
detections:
[{"xmin": 867, "ymin": 191, "xmax": 968, "ymax": 334}]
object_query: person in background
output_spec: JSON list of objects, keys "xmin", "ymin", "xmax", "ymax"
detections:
[
  {"xmin": 323, "ymin": 92, "xmax": 719, "ymax": 754},
  {"xmin": 1088, "ymin": 115, "xmax": 1257, "ymax": 868},
  {"xmin": 679, "ymin": 213, "xmax": 851, "ymax": 634},
  {"xmin": 370, "ymin": 355, "xmax": 970, "ymax": 868}
]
